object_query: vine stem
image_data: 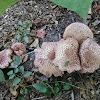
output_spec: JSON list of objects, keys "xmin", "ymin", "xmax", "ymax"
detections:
[{"xmin": 22, "ymin": 51, "xmax": 35, "ymax": 60}]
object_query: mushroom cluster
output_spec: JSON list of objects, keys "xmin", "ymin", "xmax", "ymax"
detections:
[
  {"xmin": 34, "ymin": 22, "xmax": 100, "ymax": 77},
  {"xmin": 0, "ymin": 43, "xmax": 26, "ymax": 69}
]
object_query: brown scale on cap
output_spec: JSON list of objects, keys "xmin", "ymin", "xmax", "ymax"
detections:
[
  {"xmin": 52, "ymin": 38, "xmax": 81, "ymax": 73},
  {"xmin": 79, "ymin": 38, "xmax": 100, "ymax": 73},
  {"xmin": 63, "ymin": 22, "xmax": 93, "ymax": 44},
  {"xmin": 11, "ymin": 43, "xmax": 26, "ymax": 58},
  {"xmin": 0, "ymin": 49, "xmax": 12, "ymax": 69}
]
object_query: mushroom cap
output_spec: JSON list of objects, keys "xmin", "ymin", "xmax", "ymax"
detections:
[
  {"xmin": 0, "ymin": 49, "xmax": 12, "ymax": 69},
  {"xmin": 34, "ymin": 58, "xmax": 63, "ymax": 77},
  {"xmin": 63, "ymin": 22, "xmax": 93, "ymax": 44},
  {"xmin": 34, "ymin": 42, "xmax": 63, "ymax": 77},
  {"xmin": 11, "ymin": 43, "xmax": 26, "ymax": 58},
  {"xmin": 53, "ymin": 38, "xmax": 81, "ymax": 73},
  {"xmin": 79, "ymin": 38, "xmax": 100, "ymax": 73},
  {"xmin": 34, "ymin": 42, "xmax": 57, "ymax": 60}
]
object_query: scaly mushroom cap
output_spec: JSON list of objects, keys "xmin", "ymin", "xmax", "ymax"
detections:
[
  {"xmin": 11, "ymin": 43, "xmax": 26, "ymax": 58},
  {"xmin": 34, "ymin": 42, "xmax": 63, "ymax": 77},
  {"xmin": 0, "ymin": 49, "xmax": 12, "ymax": 69},
  {"xmin": 34, "ymin": 42, "xmax": 57, "ymax": 60},
  {"xmin": 34, "ymin": 59, "xmax": 63, "ymax": 77},
  {"xmin": 53, "ymin": 38, "xmax": 81, "ymax": 73},
  {"xmin": 63, "ymin": 22, "xmax": 93, "ymax": 44},
  {"xmin": 79, "ymin": 38, "xmax": 100, "ymax": 73}
]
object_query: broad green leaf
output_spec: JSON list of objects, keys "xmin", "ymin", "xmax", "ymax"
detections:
[
  {"xmin": 7, "ymin": 70, "xmax": 13, "ymax": 75},
  {"xmin": 14, "ymin": 68, "xmax": 18, "ymax": 73},
  {"xmin": 23, "ymin": 71, "xmax": 32, "ymax": 77},
  {"xmin": 64, "ymin": 61, "xmax": 70, "ymax": 67},
  {"xmin": 0, "ymin": 69, "xmax": 5, "ymax": 82},
  {"xmin": 33, "ymin": 82, "xmax": 47, "ymax": 93},
  {"xmin": 22, "ymin": 36, "xmax": 28, "ymax": 43},
  {"xmin": 13, "ymin": 77, "xmax": 21, "ymax": 86},
  {"xmin": 50, "ymin": 0, "xmax": 93, "ymax": 20},
  {"xmin": 63, "ymin": 82, "xmax": 72, "ymax": 91},
  {"xmin": 9, "ymin": 74, "xmax": 15, "ymax": 79},
  {"xmin": 18, "ymin": 66, "xmax": 24, "ymax": 74},
  {"xmin": 11, "ymin": 56, "xmax": 22, "ymax": 68},
  {"xmin": 11, "ymin": 62, "xmax": 18, "ymax": 68},
  {"xmin": 0, "ymin": 0, "xmax": 19, "ymax": 16}
]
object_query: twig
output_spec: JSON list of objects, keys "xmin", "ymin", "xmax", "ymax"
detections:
[
  {"xmin": 33, "ymin": 96, "xmax": 45, "ymax": 100},
  {"xmin": 2, "ymin": 89, "xmax": 8, "ymax": 100},
  {"xmin": 22, "ymin": 51, "xmax": 35, "ymax": 60},
  {"xmin": 71, "ymin": 90, "xmax": 74, "ymax": 100}
]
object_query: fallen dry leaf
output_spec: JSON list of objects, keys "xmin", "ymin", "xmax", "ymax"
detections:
[
  {"xmin": 37, "ymin": 29, "xmax": 46, "ymax": 39},
  {"xmin": 30, "ymin": 38, "xmax": 39, "ymax": 48},
  {"xmin": 95, "ymin": 5, "xmax": 100, "ymax": 15}
]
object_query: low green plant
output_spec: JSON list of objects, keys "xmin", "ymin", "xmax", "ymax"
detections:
[
  {"xmin": 21, "ymin": 80, "xmax": 95, "ymax": 98},
  {"xmin": 21, "ymin": 81, "xmax": 72, "ymax": 97},
  {"xmin": 7, "ymin": 55, "xmax": 32, "ymax": 86},
  {"xmin": 64, "ymin": 61, "xmax": 70, "ymax": 66},
  {"xmin": 0, "ymin": 69, "xmax": 6, "ymax": 82},
  {"xmin": 15, "ymin": 20, "xmax": 32, "ymax": 43}
]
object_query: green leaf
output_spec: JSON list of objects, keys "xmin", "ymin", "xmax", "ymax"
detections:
[
  {"xmin": 22, "ymin": 36, "xmax": 28, "ymax": 43},
  {"xmin": 0, "ymin": 69, "xmax": 5, "ymax": 82},
  {"xmin": 44, "ymin": 87, "xmax": 51, "ymax": 97},
  {"xmin": 53, "ymin": 87, "xmax": 59, "ymax": 96},
  {"xmin": 23, "ymin": 71, "xmax": 32, "ymax": 77},
  {"xmin": 0, "ymin": 0, "xmax": 19, "ymax": 16},
  {"xmin": 54, "ymin": 87, "xmax": 59, "ymax": 93},
  {"xmin": 11, "ymin": 62, "xmax": 18, "ymax": 68},
  {"xmin": 20, "ymin": 88, "xmax": 28, "ymax": 94},
  {"xmin": 9, "ymin": 74, "xmax": 15, "ymax": 79},
  {"xmin": 13, "ymin": 77, "xmax": 21, "ymax": 86},
  {"xmin": 33, "ymin": 82, "xmax": 47, "ymax": 93},
  {"xmin": 17, "ymin": 96, "xmax": 24, "ymax": 100},
  {"xmin": 16, "ymin": 34, "xmax": 21, "ymax": 40},
  {"xmin": 50, "ymin": 0, "xmax": 93, "ymax": 20},
  {"xmin": 14, "ymin": 68, "xmax": 18, "ymax": 73},
  {"xmin": 18, "ymin": 21, "xmax": 23, "ymax": 26},
  {"xmin": 7, "ymin": 70, "xmax": 13, "ymax": 75},
  {"xmin": 26, "ymin": 28, "xmax": 30, "ymax": 31},
  {"xmin": 64, "ymin": 61, "xmax": 70, "ymax": 67},
  {"xmin": 55, "ymin": 81, "xmax": 59, "ymax": 87},
  {"xmin": 11, "ymin": 56, "xmax": 22, "ymax": 68},
  {"xmin": 63, "ymin": 82, "xmax": 72, "ymax": 91},
  {"xmin": 18, "ymin": 66, "xmax": 24, "ymax": 74}
]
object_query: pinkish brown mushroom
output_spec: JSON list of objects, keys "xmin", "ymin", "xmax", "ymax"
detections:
[
  {"xmin": 53, "ymin": 38, "xmax": 81, "ymax": 73},
  {"xmin": 11, "ymin": 43, "xmax": 26, "ymax": 58},
  {"xmin": 34, "ymin": 42, "xmax": 63, "ymax": 77},
  {"xmin": 0, "ymin": 49, "xmax": 12, "ymax": 69},
  {"xmin": 79, "ymin": 38, "xmax": 100, "ymax": 73},
  {"xmin": 34, "ymin": 59, "xmax": 63, "ymax": 77},
  {"xmin": 63, "ymin": 22, "xmax": 93, "ymax": 44},
  {"xmin": 34, "ymin": 42, "xmax": 57, "ymax": 60}
]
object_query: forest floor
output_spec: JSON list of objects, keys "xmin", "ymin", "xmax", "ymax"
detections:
[{"xmin": 0, "ymin": 0, "xmax": 100, "ymax": 100}]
